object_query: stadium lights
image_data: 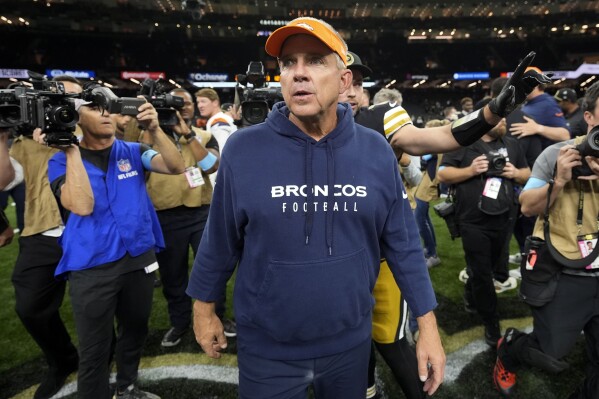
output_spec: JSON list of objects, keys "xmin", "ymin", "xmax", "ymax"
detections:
[{"xmin": 129, "ymin": 78, "xmax": 140, "ymax": 85}]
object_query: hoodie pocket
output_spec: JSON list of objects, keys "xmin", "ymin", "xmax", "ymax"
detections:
[{"xmin": 253, "ymin": 248, "xmax": 373, "ymax": 343}]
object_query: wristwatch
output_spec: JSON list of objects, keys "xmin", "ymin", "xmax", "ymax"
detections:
[{"xmin": 183, "ymin": 131, "xmax": 196, "ymax": 141}]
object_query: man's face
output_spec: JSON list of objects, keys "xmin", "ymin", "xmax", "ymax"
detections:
[
  {"xmin": 463, "ymin": 101, "xmax": 473, "ymax": 113},
  {"xmin": 61, "ymin": 81, "xmax": 82, "ymax": 94},
  {"xmin": 176, "ymin": 91, "xmax": 195, "ymax": 121},
  {"xmin": 196, "ymin": 96, "xmax": 219, "ymax": 118},
  {"xmin": 109, "ymin": 113, "xmax": 132, "ymax": 134},
  {"xmin": 278, "ymin": 34, "xmax": 351, "ymax": 122},
  {"xmin": 338, "ymin": 69, "xmax": 364, "ymax": 116},
  {"xmin": 487, "ymin": 118, "xmax": 507, "ymax": 139},
  {"xmin": 78, "ymin": 105, "xmax": 115, "ymax": 139}
]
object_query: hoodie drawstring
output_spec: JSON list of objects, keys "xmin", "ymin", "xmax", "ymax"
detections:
[
  {"xmin": 304, "ymin": 139, "xmax": 314, "ymax": 245},
  {"xmin": 325, "ymin": 140, "xmax": 335, "ymax": 256}
]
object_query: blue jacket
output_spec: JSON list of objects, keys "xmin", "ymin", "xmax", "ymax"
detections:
[
  {"xmin": 186, "ymin": 102, "xmax": 436, "ymax": 360},
  {"xmin": 48, "ymin": 140, "xmax": 164, "ymax": 277},
  {"xmin": 523, "ymin": 93, "xmax": 568, "ymax": 149}
]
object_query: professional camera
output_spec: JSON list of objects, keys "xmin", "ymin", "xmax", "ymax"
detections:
[
  {"xmin": 0, "ymin": 72, "xmax": 79, "ymax": 146},
  {"xmin": 573, "ymin": 125, "xmax": 599, "ymax": 178},
  {"xmin": 485, "ymin": 150, "xmax": 507, "ymax": 176},
  {"xmin": 433, "ymin": 199, "xmax": 460, "ymax": 240},
  {"xmin": 236, "ymin": 61, "xmax": 283, "ymax": 126},
  {"xmin": 138, "ymin": 79, "xmax": 184, "ymax": 127},
  {"xmin": 81, "ymin": 83, "xmax": 145, "ymax": 116}
]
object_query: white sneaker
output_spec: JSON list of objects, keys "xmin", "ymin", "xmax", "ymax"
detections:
[
  {"xmin": 509, "ymin": 267, "xmax": 522, "ymax": 280},
  {"xmin": 458, "ymin": 268, "xmax": 469, "ymax": 283},
  {"xmin": 426, "ymin": 255, "xmax": 441, "ymax": 268},
  {"xmin": 494, "ymin": 277, "xmax": 518, "ymax": 293},
  {"xmin": 508, "ymin": 252, "xmax": 522, "ymax": 265}
]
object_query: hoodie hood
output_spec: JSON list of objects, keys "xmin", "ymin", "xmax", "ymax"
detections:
[{"xmin": 265, "ymin": 101, "xmax": 356, "ymax": 254}]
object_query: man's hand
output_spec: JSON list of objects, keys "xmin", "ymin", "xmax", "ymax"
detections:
[
  {"xmin": 172, "ymin": 111, "xmax": 192, "ymax": 137},
  {"xmin": 500, "ymin": 162, "xmax": 519, "ymax": 180},
  {"xmin": 136, "ymin": 97, "xmax": 160, "ymax": 133},
  {"xmin": 192, "ymin": 300, "xmax": 228, "ymax": 359},
  {"xmin": 510, "ymin": 116, "xmax": 541, "ymax": 138},
  {"xmin": 555, "ymin": 145, "xmax": 582, "ymax": 185},
  {"xmin": 0, "ymin": 226, "xmax": 14, "ymax": 247},
  {"xmin": 488, "ymin": 52, "xmax": 553, "ymax": 117},
  {"xmin": 416, "ymin": 311, "xmax": 446, "ymax": 395},
  {"xmin": 469, "ymin": 154, "xmax": 489, "ymax": 176}
]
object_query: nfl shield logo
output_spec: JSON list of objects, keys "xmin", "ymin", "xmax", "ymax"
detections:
[{"xmin": 117, "ymin": 159, "xmax": 132, "ymax": 173}]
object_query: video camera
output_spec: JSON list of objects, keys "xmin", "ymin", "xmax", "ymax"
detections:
[
  {"xmin": 485, "ymin": 150, "xmax": 507, "ymax": 177},
  {"xmin": 573, "ymin": 125, "xmax": 599, "ymax": 178},
  {"xmin": 0, "ymin": 71, "xmax": 79, "ymax": 146},
  {"xmin": 236, "ymin": 61, "xmax": 283, "ymax": 126},
  {"xmin": 138, "ymin": 79, "xmax": 184, "ymax": 127},
  {"xmin": 81, "ymin": 82, "xmax": 145, "ymax": 116}
]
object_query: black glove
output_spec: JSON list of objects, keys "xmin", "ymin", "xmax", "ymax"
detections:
[{"xmin": 488, "ymin": 52, "xmax": 553, "ymax": 117}]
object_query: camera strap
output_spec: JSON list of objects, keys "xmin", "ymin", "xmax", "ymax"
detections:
[{"xmin": 543, "ymin": 171, "xmax": 599, "ymax": 269}]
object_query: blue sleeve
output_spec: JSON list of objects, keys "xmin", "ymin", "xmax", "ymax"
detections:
[
  {"xmin": 47, "ymin": 152, "xmax": 66, "ymax": 183},
  {"xmin": 141, "ymin": 148, "xmax": 159, "ymax": 170},
  {"xmin": 523, "ymin": 177, "xmax": 547, "ymax": 191},
  {"xmin": 379, "ymin": 160, "xmax": 437, "ymax": 317},
  {"xmin": 186, "ymin": 157, "xmax": 244, "ymax": 301}
]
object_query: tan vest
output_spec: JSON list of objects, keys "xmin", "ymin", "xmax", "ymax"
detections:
[
  {"xmin": 144, "ymin": 127, "xmax": 214, "ymax": 210},
  {"xmin": 10, "ymin": 136, "xmax": 63, "ymax": 236},
  {"xmin": 415, "ymin": 155, "xmax": 443, "ymax": 203},
  {"xmin": 532, "ymin": 136, "xmax": 599, "ymax": 258}
]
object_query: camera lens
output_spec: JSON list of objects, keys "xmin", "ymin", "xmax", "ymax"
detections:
[
  {"xmin": 493, "ymin": 157, "xmax": 506, "ymax": 170},
  {"xmin": 48, "ymin": 105, "xmax": 79, "ymax": 128}
]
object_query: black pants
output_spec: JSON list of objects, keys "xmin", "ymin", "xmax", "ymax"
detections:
[
  {"xmin": 11, "ymin": 234, "xmax": 78, "ymax": 372},
  {"xmin": 156, "ymin": 205, "xmax": 226, "ymax": 327},
  {"xmin": 461, "ymin": 223, "xmax": 512, "ymax": 323},
  {"xmin": 368, "ymin": 340, "xmax": 425, "ymax": 399},
  {"xmin": 69, "ymin": 267, "xmax": 154, "ymax": 399},
  {"xmin": 503, "ymin": 274, "xmax": 599, "ymax": 398},
  {"xmin": 513, "ymin": 210, "xmax": 536, "ymax": 254}
]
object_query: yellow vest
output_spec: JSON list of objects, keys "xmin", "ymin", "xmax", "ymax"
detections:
[
  {"xmin": 10, "ymin": 136, "xmax": 63, "ymax": 236},
  {"xmin": 532, "ymin": 136, "xmax": 599, "ymax": 258},
  {"xmin": 144, "ymin": 127, "xmax": 214, "ymax": 210}
]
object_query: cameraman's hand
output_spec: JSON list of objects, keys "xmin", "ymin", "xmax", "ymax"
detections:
[
  {"xmin": 578, "ymin": 155, "xmax": 599, "ymax": 181},
  {"xmin": 136, "ymin": 96, "xmax": 160, "ymax": 133},
  {"xmin": 469, "ymin": 154, "xmax": 489, "ymax": 176},
  {"xmin": 556, "ymin": 145, "xmax": 582, "ymax": 185},
  {"xmin": 172, "ymin": 111, "xmax": 191, "ymax": 136},
  {"xmin": 500, "ymin": 161, "xmax": 519, "ymax": 180}
]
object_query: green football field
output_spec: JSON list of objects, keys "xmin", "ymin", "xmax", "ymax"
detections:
[{"xmin": 0, "ymin": 202, "xmax": 587, "ymax": 399}]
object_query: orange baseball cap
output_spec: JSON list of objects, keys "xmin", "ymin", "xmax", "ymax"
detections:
[{"xmin": 265, "ymin": 17, "xmax": 348, "ymax": 66}]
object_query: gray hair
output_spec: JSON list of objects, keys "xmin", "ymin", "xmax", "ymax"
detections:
[{"xmin": 373, "ymin": 88, "xmax": 403, "ymax": 106}]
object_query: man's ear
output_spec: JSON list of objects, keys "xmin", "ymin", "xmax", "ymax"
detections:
[
  {"xmin": 584, "ymin": 110, "xmax": 596, "ymax": 128},
  {"xmin": 339, "ymin": 68, "xmax": 352, "ymax": 94}
]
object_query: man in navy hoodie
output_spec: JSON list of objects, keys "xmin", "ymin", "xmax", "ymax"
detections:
[{"xmin": 186, "ymin": 17, "xmax": 550, "ymax": 399}]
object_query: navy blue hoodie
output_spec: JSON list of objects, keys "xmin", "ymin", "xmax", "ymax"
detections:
[{"xmin": 186, "ymin": 102, "xmax": 437, "ymax": 360}]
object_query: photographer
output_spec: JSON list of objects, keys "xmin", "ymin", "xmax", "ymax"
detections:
[
  {"xmin": 42, "ymin": 97, "xmax": 184, "ymax": 399},
  {"xmin": 494, "ymin": 81, "xmax": 599, "ymax": 398},
  {"xmin": 139, "ymin": 88, "xmax": 231, "ymax": 346},
  {"xmin": 437, "ymin": 118, "xmax": 530, "ymax": 347}
]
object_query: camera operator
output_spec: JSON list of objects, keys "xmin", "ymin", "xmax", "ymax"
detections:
[
  {"xmin": 0, "ymin": 128, "xmax": 15, "ymax": 190},
  {"xmin": 494, "ymin": 81, "xmax": 599, "ymax": 397},
  {"xmin": 437, "ymin": 119, "xmax": 530, "ymax": 347},
  {"xmin": 40, "ymin": 97, "xmax": 184, "ymax": 399},
  {"xmin": 139, "ymin": 88, "xmax": 232, "ymax": 346}
]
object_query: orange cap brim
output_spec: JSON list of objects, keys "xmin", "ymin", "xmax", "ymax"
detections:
[{"xmin": 265, "ymin": 20, "xmax": 347, "ymax": 66}]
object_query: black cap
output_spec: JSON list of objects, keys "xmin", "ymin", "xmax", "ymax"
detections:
[
  {"xmin": 346, "ymin": 51, "xmax": 372, "ymax": 79},
  {"xmin": 554, "ymin": 88, "xmax": 577, "ymax": 103}
]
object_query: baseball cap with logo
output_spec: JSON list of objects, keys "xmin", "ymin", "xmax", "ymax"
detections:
[
  {"xmin": 265, "ymin": 17, "xmax": 348, "ymax": 66},
  {"xmin": 346, "ymin": 51, "xmax": 372, "ymax": 79},
  {"xmin": 554, "ymin": 88, "xmax": 577, "ymax": 103}
]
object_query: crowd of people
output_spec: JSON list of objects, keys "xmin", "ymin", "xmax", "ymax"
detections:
[{"xmin": 1, "ymin": 16, "xmax": 598, "ymax": 399}]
